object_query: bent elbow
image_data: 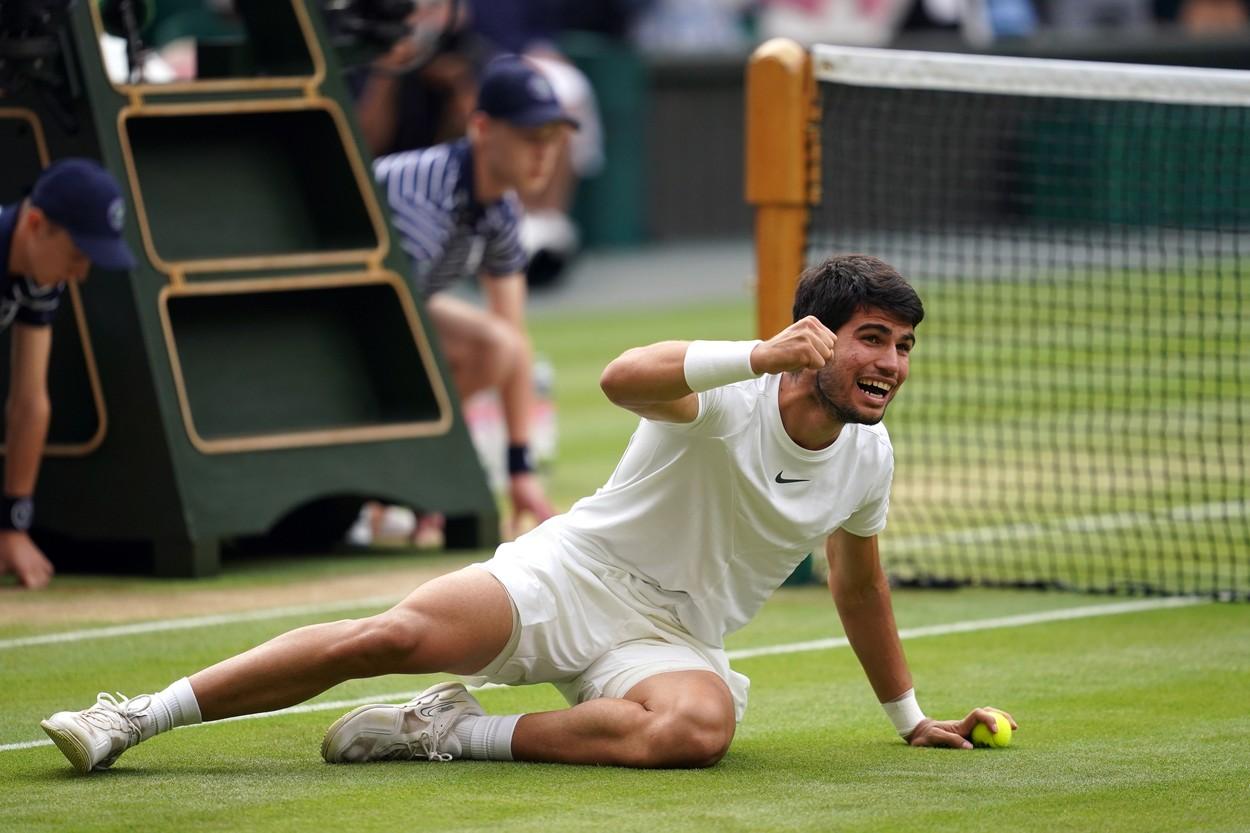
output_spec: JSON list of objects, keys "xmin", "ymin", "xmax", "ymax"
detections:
[{"xmin": 600, "ymin": 359, "xmax": 627, "ymax": 404}]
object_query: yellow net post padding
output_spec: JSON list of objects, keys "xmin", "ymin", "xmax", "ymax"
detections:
[{"xmin": 745, "ymin": 38, "xmax": 818, "ymax": 340}]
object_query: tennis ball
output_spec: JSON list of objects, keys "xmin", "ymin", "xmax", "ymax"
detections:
[{"xmin": 970, "ymin": 710, "xmax": 1012, "ymax": 748}]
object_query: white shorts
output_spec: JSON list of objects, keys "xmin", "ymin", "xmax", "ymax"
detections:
[{"xmin": 466, "ymin": 532, "xmax": 749, "ymax": 722}]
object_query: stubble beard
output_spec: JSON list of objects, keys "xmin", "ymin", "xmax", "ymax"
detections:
[{"xmin": 814, "ymin": 370, "xmax": 885, "ymax": 426}]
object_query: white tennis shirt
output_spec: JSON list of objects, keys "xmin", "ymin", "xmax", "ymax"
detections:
[{"xmin": 536, "ymin": 373, "xmax": 895, "ymax": 646}]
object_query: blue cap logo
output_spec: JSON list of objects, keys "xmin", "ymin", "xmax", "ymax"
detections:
[
  {"xmin": 527, "ymin": 74, "xmax": 554, "ymax": 103},
  {"xmin": 107, "ymin": 197, "xmax": 125, "ymax": 233},
  {"xmin": 477, "ymin": 55, "xmax": 579, "ymax": 130}
]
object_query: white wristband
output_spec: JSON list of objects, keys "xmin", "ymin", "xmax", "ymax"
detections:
[
  {"xmin": 683, "ymin": 340, "xmax": 762, "ymax": 393},
  {"xmin": 882, "ymin": 688, "xmax": 926, "ymax": 738}
]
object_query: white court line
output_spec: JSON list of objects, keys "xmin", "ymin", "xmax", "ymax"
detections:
[
  {"xmin": 0, "ymin": 595, "xmax": 402, "ymax": 651},
  {"xmin": 0, "ymin": 595, "xmax": 1206, "ymax": 754},
  {"xmin": 6, "ymin": 498, "xmax": 1241, "ymax": 653},
  {"xmin": 726, "ymin": 595, "xmax": 1205, "ymax": 659}
]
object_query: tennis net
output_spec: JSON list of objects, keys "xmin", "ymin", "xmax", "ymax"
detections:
[{"xmin": 807, "ymin": 47, "xmax": 1248, "ymax": 599}]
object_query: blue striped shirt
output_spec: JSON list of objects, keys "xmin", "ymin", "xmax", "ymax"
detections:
[
  {"xmin": 0, "ymin": 202, "xmax": 64, "ymax": 332},
  {"xmin": 374, "ymin": 138, "xmax": 527, "ymax": 298}
]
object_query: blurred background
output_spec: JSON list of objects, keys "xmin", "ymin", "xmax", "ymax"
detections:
[
  {"xmin": 341, "ymin": 0, "xmax": 1250, "ymax": 267},
  {"xmin": 55, "ymin": 0, "xmax": 1250, "ymax": 278}
]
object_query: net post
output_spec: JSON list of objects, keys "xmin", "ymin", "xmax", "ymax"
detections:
[{"xmin": 746, "ymin": 38, "xmax": 815, "ymax": 339}]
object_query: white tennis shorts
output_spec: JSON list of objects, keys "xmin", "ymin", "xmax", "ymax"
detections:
[{"xmin": 466, "ymin": 531, "xmax": 749, "ymax": 722}]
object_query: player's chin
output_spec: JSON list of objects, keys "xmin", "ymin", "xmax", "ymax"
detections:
[
  {"xmin": 850, "ymin": 393, "xmax": 892, "ymax": 423},
  {"xmin": 840, "ymin": 403, "xmax": 885, "ymax": 426}
]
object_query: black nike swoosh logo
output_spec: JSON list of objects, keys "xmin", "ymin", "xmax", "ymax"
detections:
[
  {"xmin": 774, "ymin": 471, "xmax": 810, "ymax": 484},
  {"xmin": 417, "ymin": 702, "xmax": 460, "ymax": 719}
]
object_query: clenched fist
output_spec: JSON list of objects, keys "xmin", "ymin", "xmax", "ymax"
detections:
[{"xmin": 750, "ymin": 316, "xmax": 838, "ymax": 376}]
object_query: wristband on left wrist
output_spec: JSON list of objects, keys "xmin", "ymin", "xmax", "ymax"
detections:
[
  {"xmin": 0, "ymin": 495, "xmax": 34, "ymax": 531},
  {"xmin": 882, "ymin": 688, "xmax": 926, "ymax": 738}
]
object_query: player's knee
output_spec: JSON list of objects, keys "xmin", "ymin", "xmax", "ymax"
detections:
[
  {"xmin": 675, "ymin": 718, "xmax": 734, "ymax": 768},
  {"xmin": 330, "ymin": 612, "xmax": 425, "ymax": 673},
  {"xmin": 484, "ymin": 318, "xmax": 524, "ymax": 376},
  {"xmin": 462, "ymin": 319, "xmax": 520, "ymax": 391},
  {"xmin": 642, "ymin": 710, "xmax": 734, "ymax": 768}
]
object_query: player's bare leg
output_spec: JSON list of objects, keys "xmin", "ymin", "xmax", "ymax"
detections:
[
  {"xmin": 41, "ymin": 567, "xmax": 515, "ymax": 772},
  {"xmin": 512, "ymin": 670, "xmax": 737, "ymax": 768},
  {"xmin": 322, "ymin": 668, "xmax": 737, "ymax": 769},
  {"xmin": 426, "ymin": 292, "xmax": 520, "ymax": 399},
  {"xmin": 190, "ymin": 567, "xmax": 514, "ymax": 719}
]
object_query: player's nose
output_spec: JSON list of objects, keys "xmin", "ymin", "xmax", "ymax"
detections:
[{"xmin": 873, "ymin": 348, "xmax": 901, "ymax": 377}]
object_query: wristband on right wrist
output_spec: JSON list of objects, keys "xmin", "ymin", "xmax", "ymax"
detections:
[
  {"xmin": 881, "ymin": 688, "xmax": 926, "ymax": 738},
  {"xmin": 682, "ymin": 340, "xmax": 762, "ymax": 393}
]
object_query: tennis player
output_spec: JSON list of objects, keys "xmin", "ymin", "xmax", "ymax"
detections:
[{"xmin": 41, "ymin": 254, "xmax": 1015, "ymax": 772}]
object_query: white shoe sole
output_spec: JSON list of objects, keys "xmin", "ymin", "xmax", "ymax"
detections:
[{"xmin": 40, "ymin": 719, "xmax": 93, "ymax": 774}]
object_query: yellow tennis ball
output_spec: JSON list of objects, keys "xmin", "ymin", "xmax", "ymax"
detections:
[{"xmin": 970, "ymin": 710, "xmax": 1012, "ymax": 748}]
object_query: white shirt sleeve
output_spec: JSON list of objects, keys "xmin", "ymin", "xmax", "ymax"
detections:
[
  {"xmin": 649, "ymin": 380, "xmax": 758, "ymax": 439},
  {"xmin": 840, "ymin": 454, "xmax": 893, "ymax": 537}
]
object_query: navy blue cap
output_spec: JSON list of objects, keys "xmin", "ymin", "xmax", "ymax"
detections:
[
  {"xmin": 477, "ymin": 55, "xmax": 579, "ymax": 130},
  {"xmin": 31, "ymin": 158, "xmax": 137, "ymax": 272}
]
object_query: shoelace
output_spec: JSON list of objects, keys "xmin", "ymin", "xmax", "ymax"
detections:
[
  {"xmin": 379, "ymin": 729, "xmax": 453, "ymax": 762},
  {"xmin": 81, "ymin": 692, "xmax": 149, "ymax": 743}
]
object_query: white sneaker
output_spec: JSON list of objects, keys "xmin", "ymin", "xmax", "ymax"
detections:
[
  {"xmin": 321, "ymin": 681, "xmax": 483, "ymax": 763},
  {"xmin": 41, "ymin": 693, "xmax": 152, "ymax": 773}
]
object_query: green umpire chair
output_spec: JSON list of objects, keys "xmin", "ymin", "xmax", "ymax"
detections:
[{"xmin": 0, "ymin": 0, "xmax": 498, "ymax": 576}]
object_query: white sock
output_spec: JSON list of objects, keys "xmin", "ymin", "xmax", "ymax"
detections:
[
  {"xmin": 139, "ymin": 677, "xmax": 203, "ymax": 740},
  {"xmin": 452, "ymin": 714, "xmax": 521, "ymax": 761}
]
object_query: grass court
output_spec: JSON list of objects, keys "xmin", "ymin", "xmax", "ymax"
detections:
[{"xmin": 2, "ymin": 298, "xmax": 1247, "ymax": 831}]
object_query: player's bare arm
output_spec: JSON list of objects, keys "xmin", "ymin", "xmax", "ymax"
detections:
[
  {"xmin": 827, "ymin": 529, "xmax": 1019, "ymax": 748},
  {"xmin": 599, "ymin": 340, "xmax": 700, "ymax": 422},
  {"xmin": 484, "ymin": 272, "xmax": 555, "ymax": 530},
  {"xmin": 0, "ymin": 323, "xmax": 55, "ymax": 589},
  {"xmin": 482, "ymin": 271, "xmax": 534, "ymax": 445},
  {"xmin": 826, "ymin": 529, "xmax": 913, "ymax": 704},
  {"xmin": 600, "ymin": 316, "xmax": 839, "ymax": 423}
]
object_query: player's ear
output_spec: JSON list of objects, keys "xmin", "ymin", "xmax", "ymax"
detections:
[
  {"xmin": 466, "ymin": 111, "xmax": 488, "ymax": 143},
  {"xmin": 23, "ymin": 205, "xmax": 48, "ymax": 235}
]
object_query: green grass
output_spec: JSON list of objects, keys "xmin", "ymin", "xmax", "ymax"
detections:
[
  {"xmin": 2, "ymin": 592, "xmax": 1248, "ymax": 832},
  {"xmin": 2, "ymin": 290, "xmax": 1247, "ymax": 830}
]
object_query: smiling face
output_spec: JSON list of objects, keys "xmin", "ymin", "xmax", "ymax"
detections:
[{"xmin": 813, "ymin": 306, "xmax": 915, "ymax": 426}]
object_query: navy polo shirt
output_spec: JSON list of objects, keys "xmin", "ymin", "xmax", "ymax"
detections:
[
  {"xmin": 0, "ymin": 202, "xmax": 65, "ymax": 332},
  {"xmin": 373, "ymin": 138, "xmax": 528, "ymax": 298}
]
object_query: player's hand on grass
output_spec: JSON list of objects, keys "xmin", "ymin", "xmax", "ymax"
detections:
[
  {"xmin": 0, "ymin": 530, "xmax": 54, "ymax": 589},
  {"xmin": 508, "ymin": 472, "xmax": 556, "ymax": 539},
  {"xmin": 750, "ymin": 316, "xmax": 837, "ymax": 375},
  {"xmin": 905, "ymin": 707, "xmax": 1018, "ymax": 749}
]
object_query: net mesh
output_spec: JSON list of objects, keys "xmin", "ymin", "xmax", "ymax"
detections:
[{"xmin": 807, "ymin": 59, "xmax": 1249, "ymax": 599}]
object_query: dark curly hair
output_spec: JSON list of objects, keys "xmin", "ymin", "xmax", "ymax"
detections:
[{"xmin": 792, "ymin": 254, "xmax": 924, "ymax": 332}]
